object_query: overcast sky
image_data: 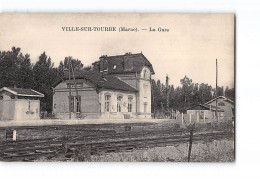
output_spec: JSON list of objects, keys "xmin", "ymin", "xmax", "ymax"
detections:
[{"xmin": 0, "ymin": 13, "xmax": 234, "ymax": 88}]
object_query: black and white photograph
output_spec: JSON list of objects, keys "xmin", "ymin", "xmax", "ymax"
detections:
[{"xmin": 0, "ymin": 13, "xmax": 235, "ymax": 162}]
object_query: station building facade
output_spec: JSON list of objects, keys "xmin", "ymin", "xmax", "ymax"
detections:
[{"xmin": 53, "ymin": 53, "xmax": 155, "ymax": 119}]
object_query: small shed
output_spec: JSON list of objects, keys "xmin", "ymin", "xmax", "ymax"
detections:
[
  {"xmin": 204, "ymin": 96, "xmax": 234, "ymax": 119},
  {"xmin": 186, "ymin": 104, "xmax": 224, "ymax": 119},
  {"xmin": 0, "ymin": 87, "xmax": 44, "ymax": 121}
]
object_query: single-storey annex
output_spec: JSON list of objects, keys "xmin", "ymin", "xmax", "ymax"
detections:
[
  {"xmin": 204, "ymin": 96, "xmax": 235, "ymax": 119},
  {"xmin": 186, "ymin": 104, "xmax": 224, "ymax": 120},
  {"xmin": 0, "ymin": 87, "xmax": 44, "ymax": 121}
]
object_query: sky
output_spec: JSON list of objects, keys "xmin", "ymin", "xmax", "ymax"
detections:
[{"xmin": 0, "ymin": 13, "xmax": 234, "ymax": 88}]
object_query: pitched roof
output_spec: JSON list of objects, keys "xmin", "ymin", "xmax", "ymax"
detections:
[
  {"xmin": 0, "ymin": 87, "xmax": 44, "ymax": 97},
  {"xmin": 62, "ymin": 70, "xmax": 137, "ymax": 92},
  {"xmin": 186, "ymin": 104, "xmax": 224, "ymax": 112},
  {"xmin": 93, "ymin": 53, "xmax": 155, "ymax": 75},
  {"xmin": 204, "ymin": 96, "xmax": 234, "ymax": 105}
]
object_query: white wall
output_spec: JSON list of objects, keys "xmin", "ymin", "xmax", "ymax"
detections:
[
  {"xmin": 99, "ymin": 90, "xmax": 136, "ymax": 119},
  {"xmin": 137, "ymin": 67, "xmax": 152, "ymax": 117}
]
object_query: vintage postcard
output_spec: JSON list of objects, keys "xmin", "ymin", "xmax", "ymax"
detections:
[{"xmin": 0, "ymin": 13, "xmax": 235, "ymax": 162}]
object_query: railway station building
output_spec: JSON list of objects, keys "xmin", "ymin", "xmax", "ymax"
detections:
[
  {"xmin": 53, "ymin": 53, "xmax": 155, "ymax": 119},
  {"xmin": 0, "ymin": 87, "xmax": 44, "ymax": 121}
]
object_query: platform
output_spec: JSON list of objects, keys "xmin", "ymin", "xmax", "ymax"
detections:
[{"xmin": 0, "ymin": 118, "xmax": 173, "ymax": 128}]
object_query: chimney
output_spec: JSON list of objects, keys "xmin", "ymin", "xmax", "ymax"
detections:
[{"xmin": 99, "ymin": 55, "xmax": 108, "ymax": 75}]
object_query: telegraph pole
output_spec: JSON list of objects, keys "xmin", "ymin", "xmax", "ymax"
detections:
[
  {"xmin": 71, "ymin": 62, "xmax": 80, "ymax": 117},
  {"xmin": 216, "ymin": 59, "xmax": 218, "ymax": 122},
  {"xmin": 68, "ymin": 59, "xmax": 72, "ymax": 119},
  {"xmin": 166, "ymin": 74, "xmax": 169, "ymax": 110}
]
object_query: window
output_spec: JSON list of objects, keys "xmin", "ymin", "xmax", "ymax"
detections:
[
  {"xmin": 117, "ymin": 95, "xmax": 122, "ymax": 112},
  {"xmin": 104, "ymin": 60, "xmax": 108, "ymax": 71},
  {"xmin": 69, "ymin": 96, "xmax": 74, "ymax": 112},
  {"xmin": 105, "ymin": 95, "xmax": 111, "ymax": 112},
  {"xmin": 18, "ymin": 96, "xmax": 28, "ymax": 99},
  {"xmin": 67, "ymin": 82, "xmax": 83, "ymax": 88},
  {"xmin": 75, "ymin": 96, "xmax": 81, "ymax": 113},
  {"xmin": 0, "ymin": 96, "xmax": 3, "ymax": 100},
  {"xmin": 128, "ymin": 96, "xmax": 133, "ymax": 112},
  {"xmin": 18, "ymin": 96, "xmax": 29, "ymax": 99},
  {"xmin": 218, "ymin": 102, "xmax": 225, "ymax": 106},
  {"xmin": 11, "ymin": 95, "xmax": 15, "ymax": 99},
  {"xmin": 143, "ymin": 69, "xmax": 150, "ymax": 79},
  {"xmin": 124, "ymin": 59, "xmax": 133, "ymax": 70},
  {"xmin": 144, "ymin": 69, "xmax": 147, "ymax": 79},
  {"xmin": 144, "ymin": 102, "xmax": 148, "ymax": 114}
]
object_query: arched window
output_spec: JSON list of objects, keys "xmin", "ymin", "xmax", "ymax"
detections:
[
  {"xmin": 105, "ymin": 95, "xmax": 111, "ymax": 112},
  {"xmin": 143, "ymin": 68, "xmax": 150, "ymax": 79},
  {"xmin": 143, "ymin": 69, "xmax": 147, "ymax": 79},
  {"xmin": 117, "ymin": 95, "xmax": 122, "ymax": 112},
  {"xmin": 128, "ymin": 96, "xmax": 133, "ymax": 112}
]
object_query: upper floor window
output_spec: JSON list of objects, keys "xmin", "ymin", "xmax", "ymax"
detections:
[
  {"xmin": 99, "ymin": 59, "xmax": 108, "ymax": 72},
  {"xmin": 103, "ymin": 60, "xmax": 108, "ymax": 71},
  {"xmin": 143, "ymin": 68, "xmax": 150, "ymax": 80},
  {"xmin": 124, "ymin": 59, "xmax": 133, "ymax": 70},
  {"xmin": 105, "ymin": 95, "xmax": 111, "ymax": 112}
]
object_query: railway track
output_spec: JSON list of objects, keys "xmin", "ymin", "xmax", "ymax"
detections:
[{"xmin": 0, "ymin": 129, "xmax": 233, "ymax": 162}]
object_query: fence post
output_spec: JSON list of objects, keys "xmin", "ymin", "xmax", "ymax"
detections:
[
  {"xmin": 189, "ymin": 113, "xmax": 192, "ymax": 124},
  {"xmin": 13, "ymin": 130, "xmax": 16, "ymax": 141},
  {"xmin": 181, "ymin": 113, "xmax": 184, "ymax": 124},
  {"xmin": 188, "ymin": 123, "xmax": 195, "ymax": 162}
]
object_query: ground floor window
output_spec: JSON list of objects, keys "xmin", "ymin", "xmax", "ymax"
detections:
[
  {"xmin": 117, "ymin": 95, "xmax": 122, "ymax": 112},
  {"xmin": 128, "ymin": 96, "xmax": 133, "ymax": 112},
  {"xmin": 105, "ymin": 95, "xmax": 111, "ymax": 112}
]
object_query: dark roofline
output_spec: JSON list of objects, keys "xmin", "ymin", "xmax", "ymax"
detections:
[
  {"xmin": 93, "ymin": 52, "xmax": 155, "ymax": 75},
  {"xmin": 186, "ymin": 104, "xmax": 210, "ymax": 111},
  {"xmin": 186, "ymin": 104, "xmax": 224, "ymax": 112},
  {"xmin": 139, "ymin": 53, "xmax": 155, "ymax": 74},
  {"xmin": 0, "ymin": 87, "xmax": 44, "ymax": 97},
  {"xmin": 204, "ymin": 96, "xmax": 234, "ymax": 105},
  {"xmin": 53, "ymin": 70, "xmax": 137, "ymax": 93}
]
